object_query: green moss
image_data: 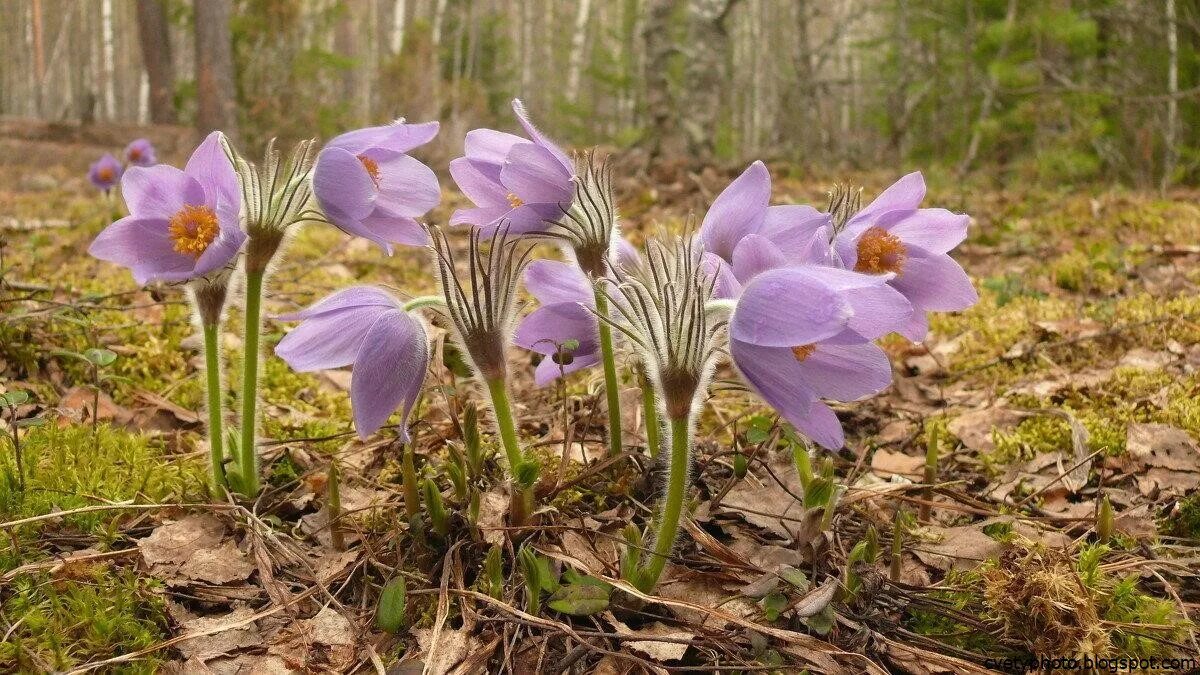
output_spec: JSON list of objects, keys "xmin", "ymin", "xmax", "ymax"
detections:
[
  {"xmin": 1163, "ymin": 492, "xmax": 1200, "ymax": 539},
  {"xmin": 0, "ymin": 423, "xmax": 203, "ymax": 566},
  {"xmin": 0, "ymin": 566, "xmax": 168, "ymax": 673}
]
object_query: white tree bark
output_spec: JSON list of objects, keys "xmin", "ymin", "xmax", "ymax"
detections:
[
  {"xmin": 1162, "ymin": 0, "xmax": 1178, "ymax": 192},
  {"xmin": 391, "ymin": 0, "xmax": 406, "ymax": 54},
  {"xmin": 566, "ymin": 0, "xmax": 593, "ymax": 103},
  {"xmin": 101, "ymin": 0, "xmax": 115, "ymax": 120}
]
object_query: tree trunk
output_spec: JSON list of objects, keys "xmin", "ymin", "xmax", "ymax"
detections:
[
  {"xmin": 194, "ymin": 0, "xmax": 238, "ymax": 141},
  {"xmin": 1162, "ymin": 0, "xmax": 1178, "ymax": 192},
  {"xmin": 643, "ymin": 0, "xmax": 686, "ymax": 158},
  {"xmin": 135, "ymin": 0, "xmax": 177, "ymax": 124},
  {"xmin": 101, "ymin": 0, "xmax": 116, "ymax": 120},
  {"xmin": 566, "ymin": 0, "xmax": 593, "ymax": 103}
]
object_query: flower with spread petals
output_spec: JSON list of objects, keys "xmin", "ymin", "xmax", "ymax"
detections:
[
  {"xmin": 830, "ymin": 172, "xmax": 977, "ymax": 340},
  {"xmin": 450, "ymin": 99, "xmax": 574, "ymax": 236},
  {"xmin": 514, "ymin": 240, "xmax": 640, "ymax": 386},
  {"xmin": 698, "ymin": 161, "xmax": 832, "ymax": 290},
  {"xmin": 275, "ymin": 286, "xmax": 429, "ymax": 440},
  {"xmin": 124, "ymin": 138, "xmax": 157, "ymax": 167},
  {"xmin": 313, "ymin": 120, "xmax": 441, "ymax": 253},
  {"xmin": 88, "ymin": 132, "xmax": 245, "ymax": 284},
  {"xmin": 727, "ymin": 265, "xmax": 910, "ymax": 449},
  {"xmin": 88, "ymin": 153, "xmax": 123, "ymax": 192}
]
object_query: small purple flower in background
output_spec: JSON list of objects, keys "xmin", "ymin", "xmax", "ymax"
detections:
[
  {"xmin": 699, "ymin": 161, "xmax": 832, "ymax": 278},
  {"xmin": 450, "ymin": 99, "xmax": 574, "ymax": 236},
  {"xmin": 275, "ymin": 286, "xmax": 429, "ymax": 440},
  {"xmin": 88, "ymin": 153, "xmax": 123, "ymax": 193},
  {"xmin": 728, "ymin": 266, "xmax": 911, "ymax": 449},
  {"xmin": 88, "ymin": 132, "xmax": 245, "ymax": 284},
  {"xmin": 830, "ymin": 172, "xmax": 976, "ymax": 340},
  {"xmin": 313, "ymin": 119, "xmax": 441, "ymax": 254},
  {"xmin": 124, "ymin": 138, "xmax": 157, "ymax": 167},
  {"xmin": 514, "ymin": 241, "xmax": 640, "ymax": 386}
]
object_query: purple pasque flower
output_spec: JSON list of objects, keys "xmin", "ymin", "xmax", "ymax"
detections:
[
  {"xmin": 88, "ymin": 132, "xmax": 245, "ymax": 285},
  {"xmin": 699, "ymin": 161, "xmax": 832, "ymax": 275},
  {"xmin": 124, "ymin": 138, "xmax": 157, "ymax": 166},
  {"xmin": 88, "ymin": 153, "xmax": 123, "ymax": 192},
  {"xmin": 275, "ymin": 286, "xmax": 429, "ymax": 440},
  {"xmin": 514, "ymin": 240, "xmax": 640, "ymax": 386},
  {"xmin": 449, "ymin": 99, "xmax": 574, "ymax": 236},
  {"xmin": 313, "ymin": 119, "xmax": 441, "ymax": 254},
  {"xmin": 727, "ymin": 265, "xmax": 911, "ymax": 449},
  {"xmin": 830, "ymin": 172, "xmax": 976, "ymax": 341}
]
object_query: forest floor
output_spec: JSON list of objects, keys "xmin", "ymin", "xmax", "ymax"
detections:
[{"xmin": 1, "ymin": 131, "xmax": 1199, "ymax": 674}]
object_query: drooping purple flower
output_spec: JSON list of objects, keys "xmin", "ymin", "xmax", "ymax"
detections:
[
  {"xmin": 313, "ymin": 120, "xmax": 441, "ymax": 254},
  {"xmin": 727, "ymin": 265, "xmax": 911, "ymax": 449},
  {"xmin": 449, "ymin": 99, "xmax": 574, "ymax": 236},
  {"xmin": 698, "ymin": 161, "xmax": 832, "ymax": 275},
  {"xmin": 275, "ymin": 286, "xmax": 429, "ymax": 440},
  {"xmin": 88, "ymin": 153, "xmax": 123, "ymax": 192},
  {"xmin": 830, "ymin": 172, "xmax": 977, "ymax": 340},
  {"xmin": 514, "ymin": 241, "xmax": 641, "ymax": 386},
  {"xmin": 124, "ymin": 138, "xmax": 157, "ymax": 167},
  {"xmin": 88, "ymin": 132, "xmax": 245, "ymax": 284}
]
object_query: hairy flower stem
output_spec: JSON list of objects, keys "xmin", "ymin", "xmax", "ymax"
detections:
[
  {"xmin": 640, "ymin": 369, "xmax": 661, "ymax": 458},
  {"xmin": 594, "ymin": 289, "xmax": 622, "ymax": 457},
  {"xmin": 636, "ymin": 414, "xmax": 691, "ymax": 591},
  {"xmin": 238, "ymin": 270, "xmax": 264, "ymax": 496},
  {"xmin": 485, "ymin": 376, "xmax": 533, "ymax": 527},
  {"xmin": 202, "ymin": 322, "xmax": 227, "ymax": 494}
]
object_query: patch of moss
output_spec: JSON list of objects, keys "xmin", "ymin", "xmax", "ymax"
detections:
[
  {"xmin": 1162, "ymin": 492, "xmax": 1200, "ymax": 539},
  {"xmin": 0, "ymin": 565, "xmax": 168, "ymax": 673},
  {"xmin": 0, "ymin": 422, "xmax": 203, "ymax": 568}
]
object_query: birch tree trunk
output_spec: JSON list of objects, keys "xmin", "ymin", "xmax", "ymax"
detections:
[
  {"xmin": 391, "ymin": 0, "xmax": 407, "ymax": 54},
  {"xmin": 1162, "ymin": 0, "xmax": 1178, "ymax": 192},
  {"xmin": 566, "ymin": 0, "xmax": 593, "ymax": 103},
  {"xmin": 194, "ymin": 0, "xmax": 239, "ymax": 141},
  {"xmin": 135, "ymin": 0, "xmax": 177, "ymax": 124},
  {"xmin": 101, "ymin": 0, "xmax": 116, "ymax": 120},
  {"xmin": 644, "ymin": 0, "xmax": 686, "ymax": 158}
]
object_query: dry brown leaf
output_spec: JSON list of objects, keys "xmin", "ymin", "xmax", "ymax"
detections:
[
  {"xmin": 1121, "ymin": 423, "xmax": 1200, "ymax": 498},
  {"xmin": 139, "ymin": 514, "xmax": 226, "ymax": 567},
  {"xmin": 870, "ymin": 449, "xmax": 925, "ymax": 480},
  {"xmin": 1118, "ymin": 347, "xmax": 1174, "ymax": 371},
  {"xmin": 476, "ymin": 488, "xmax": 510, "ymax": 546},
  {"xmin": 604, "ymin": 613, "xmax": 694, "ymax": 663},
  {"xmin": 267, "ymin": 607, "xmax": 357, "ymax": 672},
  {"xmin": 947, "ymin": 406, "xmax": 1024, "ymax": 454},
  {"xmin": 413, "ymin": 626, "xmax": 488, "ymax": 675},
  {"xmin": 175, "ymin": 607, "xmax": 262, "ymax": 663},
  {"xmin": 911, "ymin": 524, "xmax": 1005, "ymax": 572},
  {"xmin": 179, "ymin": 540, "xmax": 254, "ymax": 585}
]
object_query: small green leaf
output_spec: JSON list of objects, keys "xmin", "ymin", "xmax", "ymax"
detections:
[
  {"xmin": 803, "ymin": 476, "xmax": 833, "ymax": 509},
  {"xmin": 547, "ymin": 583, "xmax": 610, "ymax": 616},
  {"xmin": 2, "ymin": 391, "xmax": 30, "ymax": 406},
  {"xmin": 442, "ymin": 344, "xmax": 474, "ymax": 378},
  {"xmin": 84, "ymin": 348, "xmax": 118, "ymax": 367},
  {"xmin": 804, "ymin": 604, "xmax": 835, "ymax": 635},
  {"xmin": 376, "ymin": 577, "xmax": 408, "ymax": 633},
  {"xmin": 760, "ymin": 591, "xmax": 788, "ymax": 621},
  {"xmin": 779, "ymin": 566, "xmax": 809, "ymax": 591},
  {"xmin": 513, "ymin": 458, "xmax": 540, "ymax": 489},
  {"xmin": 536, "ymin": 555, "xmax": 560, "ymax": 594}
]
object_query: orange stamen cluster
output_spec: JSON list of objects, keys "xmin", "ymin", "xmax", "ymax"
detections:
[
  {"xmin": 358, "ymin": 155, "xmax": 381, "ymax": 186},
  {"xmin": 128, "ymin": 148, "xmax": 142, "ymax": 161},
  {"xmin": 97, "ymin": 167, "xmax": 115, "ymax": 183},
  {"xmin": 506, "ymin": 192, "xmax": 524, "ymax": 208},
  {"xmin": 168, "ymin": 204, "xmax": 220, "ymax": 259},
  {"xmin": 791, "ymin": 344, "xmax": 816, "ymax": 362},
  {"xmin": 855, "ymin": 227, "xmax": 906, "ymax": 275}
]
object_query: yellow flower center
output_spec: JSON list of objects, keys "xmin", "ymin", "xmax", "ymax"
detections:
[
  {"xmin": 791, "ymin": 344, "xmax": 816, "ymax": 362},
  {"xmin": 96, "ymin": 167, "xmax": 115, "ymax": 183},
  {"xmin": 506, "ymin": 192, "xmax": 524, "ymax": 208},
  {"xmin": 168, "ymin": 204, "xmax": 220, "ymax": 259},
  {"xmin": 358, "ymin": 155, "xmax": 381, "ymax": 187},
  {"xmin": 854, "ymin": 226, "xmax": 906, "ymax": 275}
]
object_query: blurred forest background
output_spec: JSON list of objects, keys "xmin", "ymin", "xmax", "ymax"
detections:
[{"xmin": 0, "ymin": 0, "xmax": 1198, "ymax": 187}]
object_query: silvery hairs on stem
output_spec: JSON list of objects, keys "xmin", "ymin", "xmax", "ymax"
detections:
[
  {"xmin": 826, "ymin": 181, "xmax": 863, "ymax": 233},
  {"xmin": 223, "ymin": 136, "xmax": 320, "ymax": 273},
  {"xmin": 430, "ymin": 224, "xmax": 533, "ymax": 381},
  {"xmin": 598, "ymin": 235, "xmax": 724, "ymax": 420},
  {"xmin": 542, "ymin": 151, "xmax": 619, "ymax": 278}
]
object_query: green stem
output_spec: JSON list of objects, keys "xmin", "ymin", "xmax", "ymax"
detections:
[
  {"xmin": 594, "ymin": 289, "xmax": 622, "ymax": 457},
  {"xmin": 202, "ymin": 322, "xmax": 227, "ymax": 493},
  {"xmin": 485, "ymin": 377, "xmax": 533, "ymax": 527},
  {"xmin": 636, "ymin": 415, "xmax": 691, "ymax": 592},
  {"xmin": 641, "ymin": 371, "xmax": 661, "ymax": 458},
  {"xmin": 403, "ymin": 295, "xmax": 446, "ymax": 312},
  {"xmin": 400, "ymin": 442, "xmax": 420, "ymax": 520},
  {"xmin": 238, "ymin": 270, "xmax": 264, "ymax": 496},
  {"xmin": 485, "ymin": 377, "xmax": 523, "ymax": 473}
]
